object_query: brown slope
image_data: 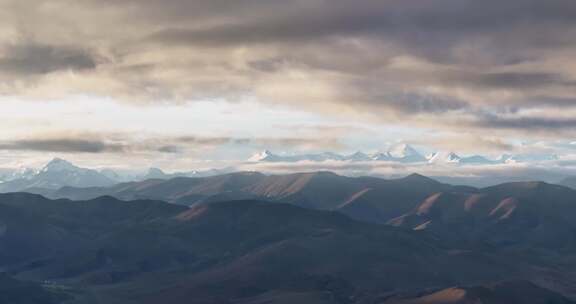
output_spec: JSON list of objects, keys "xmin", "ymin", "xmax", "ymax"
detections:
[
  {"xmin": 337, "ymin": 174, "xmax": 473, "ymax": 223},
  {"xmin": 245, "ymin": 171, "xmax": 372, "ymax": 209},
  {"xmin": 384, "ymin": 280, "xmax": 576, "ymax": 304},
  {"xmin": 47, "ymin": 172, "xmax": 468, "ymax": 224},
  {"xmin": 389, "ymin": 182, "xmax": 576, "ymax": 249}
]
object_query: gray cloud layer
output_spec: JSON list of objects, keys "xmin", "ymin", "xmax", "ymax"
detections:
[
  {"xmin": 2, "ymin": 0, "xmax": 576, "ymax": 135},
  {"xmin": 0, "ymin": 139, "xmax": 123, "ymax": 153},
  {"xmin": 0, "ymin": 42, "xmax": 96, "ymax": 76},
  {"xmin": 0, "ymin": 134, "xmax": 342, "ymax": 155}
]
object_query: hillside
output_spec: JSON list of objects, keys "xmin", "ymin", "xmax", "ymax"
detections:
[
  {"xmin": 41, "ymin": 172, "xmax": 473, "ymax": 223},
  {"xmin": 0, "ymin": 194, "xmax": 526, "ymax": 303}
]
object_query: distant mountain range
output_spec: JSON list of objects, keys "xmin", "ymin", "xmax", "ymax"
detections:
[
  {"xmin": 0, "ymin": 158, "xmax": 233, "ymax": 192},
  {"xmin": 138, "ymin": 166, "xmax": 234, "ymax": 181},
  {"xmin": 248, "ymin": 143, "xmax": 558, "ymax": 166},
  {"xmin": 427, "ymin": 151, "xmax": 499, "ymax": 165},
  {"xmin": 249, "ymin": 144, "xmax": 429, "ymax": 163},
  {"xmin": 0, "ymin": 158, "xmax": 117, "ymax": 192},
  {"xmin": 0, "ymin": 144, "xmax": 565, "ymax": 193},
  {"xmin": 3, "ymin": 155, "xmax": 575, "ymax": 197}
]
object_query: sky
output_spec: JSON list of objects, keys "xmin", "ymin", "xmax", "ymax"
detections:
[{"xmin": 1, "ymin": 0, "xmax": 576, "ymax": 177}]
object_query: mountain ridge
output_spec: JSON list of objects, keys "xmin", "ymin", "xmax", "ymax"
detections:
[{"xmin": 37, "ymin": 171, "xmax": 470, "ymax": 223}]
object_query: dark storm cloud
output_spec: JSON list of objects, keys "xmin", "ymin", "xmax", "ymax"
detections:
[
  {"xmin": 0, "ymin": 134, "xmax": 342, "ymax": 155},
  {"xmin": 429, "ymin": 71, "xmax": 576, "ymax": 91},
  {"xmin": 146, "ymin": 0, "xmax": 576, "ymax": 49},
  {"xmin": 472, "ymin": 72, "xmax": 575, "ymax": 89},
  {"xmin": 0, "ymin": 42, "xmax": 97, "ymax": 76},
  {"xmin": 157, "ymin": 145, "xmax": 182, "ymax": 154},
  {"xmin": 346, "ymin": 71, "xmax": 575, "ymax": 116},
  {"xmin": 471, "ymin": 113, "xmax": 576, "ymax": 130},
  {"xmin": 94, "ymin": 0, "xmax": 290, "ymax": 22},
  {"xmin": 99, "ymin": 0, "xmax": 576, "ymax": 29},
  {"xmin": 0, "ymin": 139, "xmax": 125, "ymax": 153}
]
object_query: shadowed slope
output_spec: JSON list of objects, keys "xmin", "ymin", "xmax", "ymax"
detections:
[
  {"xmin": 96, "ymin": 200, "xmax": 514, "ymax": 304},
  {"xmin": 0, "ymin": 193, "xmax": 573, "ymax": 303}
]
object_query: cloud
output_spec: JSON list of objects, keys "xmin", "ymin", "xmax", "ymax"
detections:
[
  {"xmin": 0, "ymin": 139, "xmax": 124, "ymax": 153},
  {"xmin": 157, "ymin": 145, "xmax": 182, "ymax": 154},
  {"xmin": 413, "ymin": 135, "xmax": 515, "ymax": 153},
  {"xmin": 2, "ymin": 0, "xmax": 576, "ymax": 138},
  {"xmin": 175, "ymin": 136, "xmax": 344, "ymax": 151},
  {"xmin": 470, "ymin": 113, "xmax": 576, "ymax": 130},
  {"xmin": 0, "ymin": 133, "xmax": 344, "ymax": 157},
  {"xmin": 143, "ymin": 0, "xmax": 576, "ymax": 49},
  {"xmin": 471, "ymin": 72, "xmax": 574, "ymax": 89},
  {"xmin": 0, "ymin": 42, "xmax": 97, "ymax": 77}
]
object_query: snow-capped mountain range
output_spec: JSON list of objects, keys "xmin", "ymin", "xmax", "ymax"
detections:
[
  {"xmin": 0, "ymin": 158, "xmax": 234, "ymax": 193},
  {"xmin": 249, "ymin": 144, "xmax": 429, "ymax": 163},
  {"xmin": 248, "ymin": 144, "xmax": 557, "ymax": 166},
  {"xmin": 0, "ymin": 158, "xmax": 116, "ymax": 192},
  {"xmin": 0, "ymin": 146, "xmax": 561, "ymax": 193},
  {"xmin": 139, "ymin": 167, "xmax": 234, "ymax": 180},
  {"xmin": 427, "ymin": 151, "xmax": 499, "ymax": 165}
]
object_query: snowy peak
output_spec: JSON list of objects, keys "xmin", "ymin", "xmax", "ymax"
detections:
[
  {"xmin": 370, "ymin": 152, "xmax": 392, "ymax": 161},
  {"xmin": 344, "ymin": 151, "xmax": 372, "ymax": 161},
  {"xmin": 248, "ymin": 146, "xmax": 426, "ymax": 164},
  {"xmin": 41, "ymin": 158, "xmax": 80, "ymax": 172},
  {"xmin": 0, "ymin": 158, "xmax": 116, "ymax": 191},
  {"xmin": 137, "ymin": 167, "xmax": 235, "ymax": 181},
  {"xmin": 248, "ymin": 150, "xmax": 343, "ymax": 162},
  {"xmin": 11, "ymin": 167, "xmax": 39, "ymax": 180},
  {"xmin": 446, "ymin": 152, "xmax": 461, "ymax": 162},
  {"xmin": 144, "ymin": 167, "xmax": 168, "ymax": 179},
  {"xmin": 428, "ymin": 152, "xmax": 499, "ymax": 165},
  {"xmin": 249, "ymin": 150, "xmax": 280, "ymax": 162},
  {"xmin": 497, "ymin": 154, "xmax": 513, "ymax": 163},
  {"xmin": 246, "ymin": 146, "xmax": 557, "ymax": 167},
  {"xmin": 428, "ymin": 152, "xmax": 461, "ymax": 164},
  {"xmin": 387, "ymin": 144, "xmax": 426, "ymax": 163},
  {"xmin": 388, "ymin": 143, "xmax": 414, "ymax": 158}
]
